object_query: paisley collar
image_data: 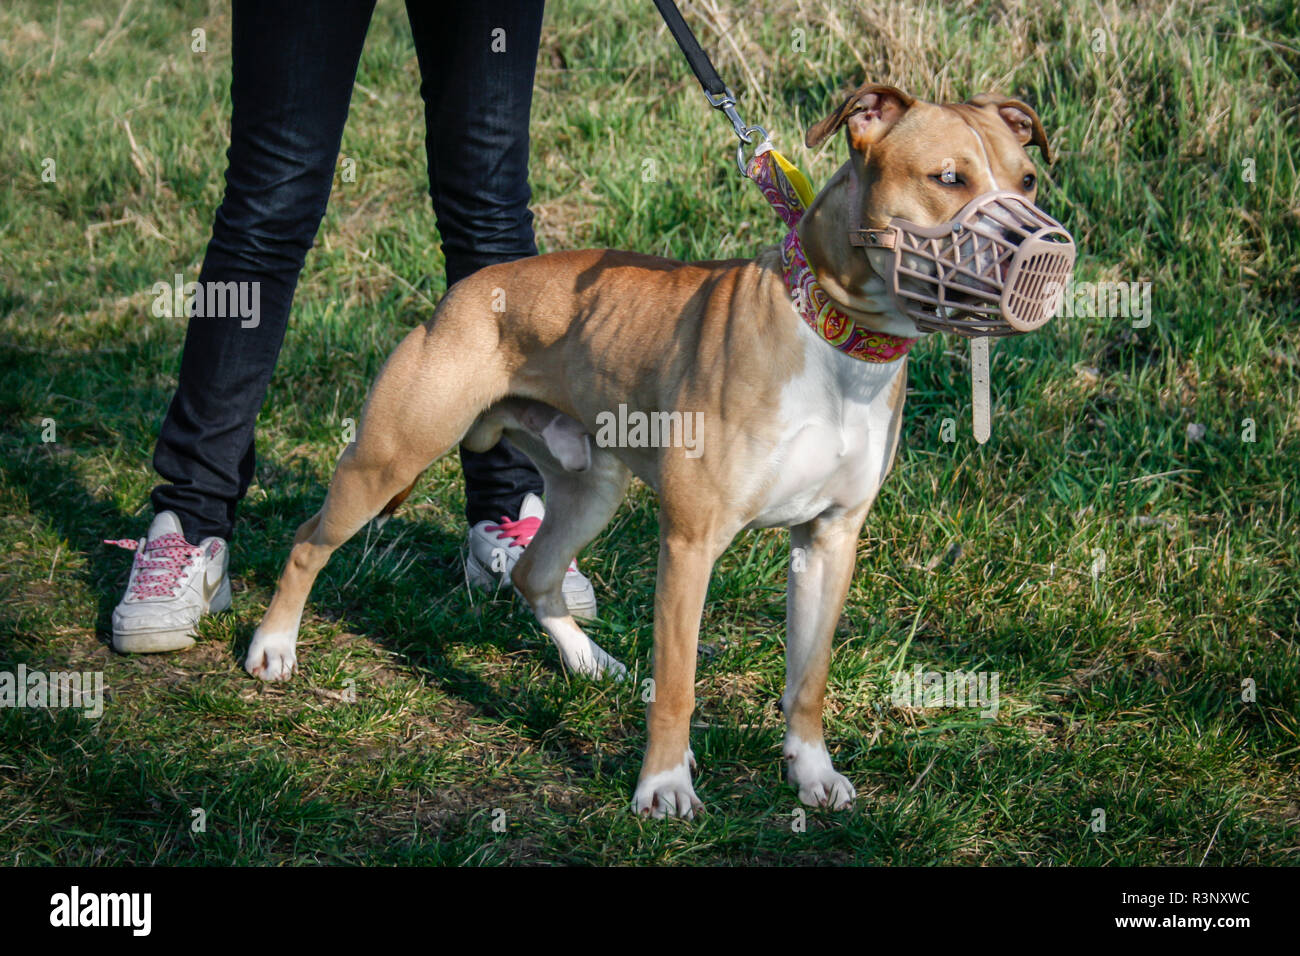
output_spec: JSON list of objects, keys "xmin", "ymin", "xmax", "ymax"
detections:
[{"xmin": 746, "ymin": 145, "xmax": 916, "ymax": 364}]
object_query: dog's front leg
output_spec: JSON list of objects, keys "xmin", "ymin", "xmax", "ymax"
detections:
[
  {"xmin": 783, "ymin": 505, "xmax": 870, "ymax": 809},
  {"xmin": 631, "ymin": 529, "xmax": 717, "ymax": 820}
]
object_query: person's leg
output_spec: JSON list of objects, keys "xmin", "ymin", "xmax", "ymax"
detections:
[
  {"xmin": 151, "ymin": 0, "xmax": 378, "ymax": 544},
  {"xmin": 405, "ymin": 0, "xmax": 547, "ymax": 526}
]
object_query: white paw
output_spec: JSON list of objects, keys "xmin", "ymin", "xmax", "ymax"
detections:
[
  {"xmin": 538, "ymin": 613, "xmax": 626, "ymax": 680},
  {"xmin": 632, "ymin": 752, "xmax": 701, "ymax": 820},
  {"xmin": 245, "ymin": 629, "xmax": 298, "ymax": 682},
  {"xmin": 785, "ymin": 736, "xmax": 856, "ymax": 810},
  {"xmin": 563, "ymin": 640, "xmax": 627, "ymax": 681}
]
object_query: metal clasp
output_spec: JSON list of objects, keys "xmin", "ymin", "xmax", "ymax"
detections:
[
  {"xmin": 704, "ymin": 87, "xmax": 766, "ymax": 175},
  {"xmin": 704, "ymin": 87, "xmax": 747, "ymax": 140},
  {"xmin": 734, "ymin": 124, "xmax": 768, "ymax": 175}
]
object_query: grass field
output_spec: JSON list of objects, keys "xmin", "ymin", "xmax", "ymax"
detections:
[{"xmin": 1, "ymin": 0, "xmax": 1298, "ymax": 865}]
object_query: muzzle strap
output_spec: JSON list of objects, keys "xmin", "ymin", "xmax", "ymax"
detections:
[{"xmin": 849, "ymin": 228, "xmax": 897, "ymax": 250}]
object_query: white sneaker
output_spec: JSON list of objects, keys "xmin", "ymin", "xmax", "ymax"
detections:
[
  {"xmin": 108, "ymin": 511, "xmax": 231, "ymax": 653},
  {"xmin": 465, "ymin": 492, "xmax": 598, "ymax": 619}
]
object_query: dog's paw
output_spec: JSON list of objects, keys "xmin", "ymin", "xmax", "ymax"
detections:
[
  {"xmin": 245, "ymin": 629, "xmax": 298, "ymax": 682},
  {"xmin": 785, "ymin": 736, "xmax": 856, "ymax": 810},
  {"xmin": 539, "ymin": 613, "xmax": 627, "ymax": 680},
  {"xmin": 564, "ymin": 640, "xmax": 627, "ymax": 681},
  {"xmin": 632, "ymin": 752, "xmax": 702, "ymax": 820}
]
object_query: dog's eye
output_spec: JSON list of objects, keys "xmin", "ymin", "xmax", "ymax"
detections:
[
  {"xmin": 930, "ymin": 171, "xmax": 965, "ymax": 187},
  {"xmin": 1022, "ymin": 173, "xmax": 1037, "ymax": 190}
]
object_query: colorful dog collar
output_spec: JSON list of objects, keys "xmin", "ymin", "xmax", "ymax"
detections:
[
  {"xmin": 746, "ymin": 145, "xmax": 917, "ymax": 364},
  {"xmin": 780, "ymin": 226, "xmax": 917, "ymax": 363}
]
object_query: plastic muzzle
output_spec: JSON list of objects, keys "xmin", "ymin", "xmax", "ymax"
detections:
[{"xmin": 853, "ymin": 189, "xmax": 1076, "ymax": 337}]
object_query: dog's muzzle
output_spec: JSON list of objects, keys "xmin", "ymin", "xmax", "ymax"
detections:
[{"xmin": 851, "ymin": 190, "xmax": 1077, "ymax": 337}]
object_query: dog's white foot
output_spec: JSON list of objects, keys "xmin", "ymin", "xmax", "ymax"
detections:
[
  {"xmin": 632, "ymin": 751, "xmax": 701, "ymax": 820},
  {"xmin": 562, "ymin": 640, "xmax": 627, "ymax": 681},
  {"xmin": 785, "ymin": 735, "xmax": 856, "ymax": 809},
  {"xmin": 245, "ymin": 628, "xmax": 298, "ymax": 682},
  {"xmin": 538, "ymin": 613, "xmax": 627, "ymax": 680}
]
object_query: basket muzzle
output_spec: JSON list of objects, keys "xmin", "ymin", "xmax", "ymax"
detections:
[{"xmin": 852, "ymin": 189, "xmax": 1077, "ymax": 337}]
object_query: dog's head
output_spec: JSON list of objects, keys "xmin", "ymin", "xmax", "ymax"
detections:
[
  {"xmin": 805, "ymin": 83, "xmax": 1071, "ymax": 335},
  {"xmin": 806, "ymin": 83, "xmax": 1051, "ymax": 221}
]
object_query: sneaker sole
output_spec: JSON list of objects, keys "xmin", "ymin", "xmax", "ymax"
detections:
[
  {"xmin": 112, "ymin": 576, "xmax": 232, "ymax": 654},
  {"xmin": 113, "ymin": 629, "xmax": 198, "ymax": 654},
  {"xmin": 465, "ymin": 551, "xmax": 598, "ymax": 621}
]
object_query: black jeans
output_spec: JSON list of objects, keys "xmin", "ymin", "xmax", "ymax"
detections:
[{"xmin": 152, "ymin": 0, "xmax": 546, "ymax": 544}]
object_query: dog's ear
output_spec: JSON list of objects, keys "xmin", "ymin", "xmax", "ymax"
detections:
[
  {"xmin": 969, "ymin": 93, "xmax": 1053, "ymax": 163},
  {"xmin": 805, "ymin": 83, "xmax": 914, "ymax": 150}
]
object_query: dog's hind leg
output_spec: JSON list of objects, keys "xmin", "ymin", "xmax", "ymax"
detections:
[
  {"xmin": 245, "ymin": 440, "xmax": 438, "ymax": 681},
  {"xmin": 506, "ymin": 439, "xmax": 632, "ymax": 679},
  {"xmin": 781, "ymin": 503, "xmax": 871, "ymax": 809},
  {"xmin": 247, "ymin": 322, "xmax": 501, "ymax": 681}
]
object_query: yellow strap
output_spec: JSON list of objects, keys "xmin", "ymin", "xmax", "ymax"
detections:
[{"xmin": 769, "ymin": 148, "xmax": 816, "ymax": 210}]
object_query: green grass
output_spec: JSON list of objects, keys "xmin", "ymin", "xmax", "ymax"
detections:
[{"xmin": 1, "ymin": 0, "xmax": 1298, "ymax": 865}]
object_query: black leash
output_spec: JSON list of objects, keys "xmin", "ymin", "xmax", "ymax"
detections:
[{"xmin": 651, "ymin": 0, "xmax": 766, "ymax": 171}]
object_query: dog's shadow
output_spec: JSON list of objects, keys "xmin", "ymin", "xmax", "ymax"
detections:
[
  {"xmin": 7, "ymin": 455, "xmax": 651, "ymax": 751},
  {"xmin": 234, "ymin": 481, "xmax": 656, "ymax": 741}
]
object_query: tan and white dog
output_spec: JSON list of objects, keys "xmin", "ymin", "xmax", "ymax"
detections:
[{"xmin": 245, "ymin": 83, "xmax": 1055, "ymax": 818}]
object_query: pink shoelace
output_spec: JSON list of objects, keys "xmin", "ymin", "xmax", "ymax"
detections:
[
  {"xmin": 484, "ymin": 515, "xmax": 577, "ymax": 572},
  {"xmin": 105, "ymin": 533, "xmax": 207, "ymax": 599},
  {"xmin": 485, "ymin": 515, "xmax": 541, "ymax": 548}
]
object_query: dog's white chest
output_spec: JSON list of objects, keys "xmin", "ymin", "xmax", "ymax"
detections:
[{"xmin": 746, "ymin": 321, "xmax": 904, "ymax": 529}]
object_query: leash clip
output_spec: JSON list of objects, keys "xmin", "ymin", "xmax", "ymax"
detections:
[
  {"xmin": 704, "ymin": 87, "xmax": 767, "ymax": 175},
  {"xmin": 704, "ymin": 86, "xmax": 749, "ymax": 141},
  {"xmin": 653, "ymin": 1, "xmax": 773, "ymax": 177}
]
